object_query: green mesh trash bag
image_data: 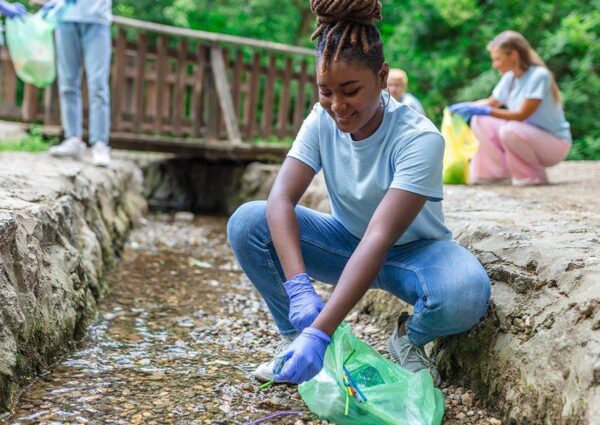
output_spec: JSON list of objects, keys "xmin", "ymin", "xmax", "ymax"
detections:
[
  {"xmin": 5, "ymin": 1, "xmax": 70, "ymax": 88},
  {"xmin": 298, "ymin": 323, "xmax": 444, "ymax": 425}
]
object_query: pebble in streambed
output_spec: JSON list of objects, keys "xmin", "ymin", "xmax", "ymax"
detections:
[{"xmin": 1, "ymin": 213, "xmax": 502, "ymax": 425}]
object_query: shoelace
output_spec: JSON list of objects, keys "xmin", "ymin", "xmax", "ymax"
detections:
[{"xmin": 395, "ymin": 341, "xmax": 433, "ymax": 370}]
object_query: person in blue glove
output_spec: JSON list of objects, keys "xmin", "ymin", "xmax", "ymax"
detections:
[
  {"xmin": 45, "ymin": 0, "xmax": 113, "ymax": 167},
  {"xmin": 0, "ymin": 1, "xmax": 26, "ymax": 18},
  {"xmin": 449, "ymin": 31, "xmax": 571, "ymax": 186},
  {"xmin": 228, "ymin": 0, "xmax": 490, "ymax": 386}
]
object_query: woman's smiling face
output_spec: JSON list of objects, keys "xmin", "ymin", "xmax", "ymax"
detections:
[{"xmin": 317, "ymin": 60, "xmax": 388, "ymax": 141}]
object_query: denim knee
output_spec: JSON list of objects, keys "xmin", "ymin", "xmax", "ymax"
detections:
[
  {"xmin": 442, "ymin": 267, "xmax": 491, "ymax": 332},
  {"xmin": 227, "ymin": 200, "xmax": 268, "ymax": 253}
]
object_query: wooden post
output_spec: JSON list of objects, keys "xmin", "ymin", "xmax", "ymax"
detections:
[
  {"xmin": 204, "ymin": 45, "xmax": 219, "ymax": 140},
  {"xmin": 190, "ymin": 44, "xmax": 206, "ymax": 137},
  {"xmin": 112, "ymin": 28, "xmax": 127, "ymax": 130},
  {"xmin": 133, "ymin": 33, "xmax": 148, "ymax": 133},
  {"xmin": 277, "ymin": 57, "xmax": 293, "ymax": 137},
  {"xmin": 154, "ymin": 35, "xmax": 168, "ymax": 133},
  {"xmin": 293, "ymin": 59, "xmax": 308, "ymax": 130},
  {"xmin": 21, "ymin": 85, "xmax": 39, "ymax": 122},
  {"xmin": 210, "ymin": 45, "xmax": 241, "ymax": 144},
  {"xmin": 231, "ymin": 49, "xmax": 244, "ymax": 117},
  {"xmin": 173, "ymin": 39, "xmax": 188, "ymax": 136},
  {"xmin": 245, "ymin": 52, "xmax": 261, "ymax": 139},
  {"xmin": 261, "ymin": 55, "xmax": 277, "ymax": 138}
]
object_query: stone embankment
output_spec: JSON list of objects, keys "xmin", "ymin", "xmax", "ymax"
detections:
[
  {"xmin": 236, "ymin": 161, "xmax": 600, "ymax": 424},
  {"xmin": 0, "ymin": 152, "xmax": 146, "ymax": 411}
]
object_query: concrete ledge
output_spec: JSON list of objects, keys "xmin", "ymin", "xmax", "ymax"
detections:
[
  {"xmin": 236, "ymin": 161, "xmax": 600, "ymax": 424},
  {"xmin": 0, "ymin": 152, "xmax": 146, "ymax": 411}
]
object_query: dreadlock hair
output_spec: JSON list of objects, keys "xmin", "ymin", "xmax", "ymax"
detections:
[{"xmin": 311, "ymin": 0, "xmax": 385, "ymax": 74}]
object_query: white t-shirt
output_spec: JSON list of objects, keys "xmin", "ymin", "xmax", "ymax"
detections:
[{"xmin": 287, "ymin": 95, "xmax": 452, "ymax": 246}]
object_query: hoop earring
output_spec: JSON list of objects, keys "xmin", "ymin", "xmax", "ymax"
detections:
[{"xmin": 380, "ymin": 88, "xmax": 391, "ymax": 109}]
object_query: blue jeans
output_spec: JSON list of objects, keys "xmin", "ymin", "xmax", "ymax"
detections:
[
  {"xmin": 227, "ymin": 201, "xmax": 491, "ymax": 346},
  {"xmin": 55, "ymin": 22, "xmax": 111, "ymax": 145}
]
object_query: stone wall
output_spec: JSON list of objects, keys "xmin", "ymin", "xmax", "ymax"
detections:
[
  {"xmin": 234, "ymin": 162, "xmax": 600, "ymax": 424},
  {"xmin": 0, "ymin": 153, "xmax": 146, "ymax": 411}
]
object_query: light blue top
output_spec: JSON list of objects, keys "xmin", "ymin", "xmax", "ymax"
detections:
[
  {"xmin": 400, "ymin": 92, "xmax": 425, "ymax": 116},
  {"xmin": 492, "ymin": 65, "xmax": 571, "ymax": 142},
  {"xmin": 62, "ymin": 0, "xmax": 112, "ymax": 25},
  {"xmin": 288, "ymin": 96, "xmax": 452, "ymax": 246}
]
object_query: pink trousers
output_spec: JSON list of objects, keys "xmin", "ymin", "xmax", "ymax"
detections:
[{"xmin": 469, "ymin": 116, "xmax": 570, "ymax": 184}]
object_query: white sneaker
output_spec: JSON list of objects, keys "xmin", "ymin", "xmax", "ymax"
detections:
[
  {"xmin": 91, "ymin": 143, "xmax": 111, "ymax": 167},
  {"xmin": 48, "ymin": 137, "xmax": 86, "ymax": 159},
  {"xmin": 252, "ymin": 335, "xmax": 296, "ymax": 383}
]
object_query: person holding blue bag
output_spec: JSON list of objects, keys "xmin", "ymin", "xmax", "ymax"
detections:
[
  {"xmin": 0, "ymin": 1, "xmax": 26, "ymax": 18},
  {"xmin": 45, "ymin": 0, "xmax": 113, "ymax": 167},
  {"xmin": 228, "ymin": 0, "xmax": 490, "ymax": 387}
]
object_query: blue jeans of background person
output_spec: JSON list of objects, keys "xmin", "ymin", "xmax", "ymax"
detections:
[
  {"xmin": 55, "ymin": 22, "xmax": 111, "ymax": 145},
  {"xmin": 227, "ymin": 201, "xmax": 491, "ymax": 345}
]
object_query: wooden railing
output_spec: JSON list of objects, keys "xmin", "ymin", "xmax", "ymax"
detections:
[{"xmin": 0, "ymin": 16, "xmax": 318, "ymax": 147}]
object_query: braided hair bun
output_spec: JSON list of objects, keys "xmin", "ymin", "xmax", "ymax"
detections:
[{"xmin": 311, "ymin": 0, "xmax": 384, "ymax": 73}]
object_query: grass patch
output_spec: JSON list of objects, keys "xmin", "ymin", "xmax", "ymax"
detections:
[
  {"xmin": 250, "ymin": 135, "xmax": 294, "ymax": 148},
  {"xmin": 0, "ymin": 127, "xmax": 56, "ymax": 153}
]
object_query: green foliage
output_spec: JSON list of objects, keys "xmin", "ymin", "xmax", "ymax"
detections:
[
  {"xmin": 567, "ymin": 135, "xmax": 600, "ymax": 160},
  {"xmin": 119, "ymin": 0, "xmax": 598, "ymax": 159},
  {"xmin": 380, "ymin": 0, "xmax": 599, "ymax": 159},
  {"xmin": 0, "ymin": 127, "xmax": 52, "ymax": 152}
]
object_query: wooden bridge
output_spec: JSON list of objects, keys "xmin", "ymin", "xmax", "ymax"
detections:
[{"xmin": 0, "ymin": 17, "xmax": 319, "ymax": 160}]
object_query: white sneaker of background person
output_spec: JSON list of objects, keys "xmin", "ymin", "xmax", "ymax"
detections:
[
  {"xmin": 49, "ymin": 136, "xmax": 86, "ymax": 160},
  {"xmin": 91, "ymin": 142, "xmax": 111, "ymax": 167}
]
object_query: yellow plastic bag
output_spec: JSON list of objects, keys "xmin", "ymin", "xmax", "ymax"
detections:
[{"xmin": 441, "ymin": 108, "xmax": 480, "ymax": 185}]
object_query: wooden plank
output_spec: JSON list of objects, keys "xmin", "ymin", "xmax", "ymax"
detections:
[
  {"xmin": 245, "ymin": 52, "xmax": 261, "ymax": 139},
  {"xmin": 293, "ymin": 59, "xmax": 308, "ymax": 130},
  {"xmin": 154, "ymin": 35, "xmax": 168, "ymax": 133},
  {"xmin": 210, "ymin": 45, "xmax": 241, "ymax": 144},
  {"xmin": 111, "ymin": 28, "xmax": 128, "ymax": 130},
  {"xmin": 231, "ymin": 49, "xmax": 244, "ymax": 117},
  {"xmin": 21, "ymin": 85, "xmax": 39, "ymax": 122},
  {"xmin": 260, "ymin": 55, "xmax": 277, "ymax": 138},
  {"xmin": 113, "ymin": 16, "xmax": 314, "ymax": 57},
  {"xmin": 133, "ymin": 33, "xmax": 148, "ymax": 133},
  {"xmin": 203, "ymin": 46, "xmax": 219, "ymax": 140},
  {"xmin": 190, "ymin": 44, "xmax": 206, "ymax": 137},
  {"xmin": 276, "ymin": 57, "xmax": 293, "ymax": 137},
  {"xmin": 43, "ymin": 83, "xmax": 60, "ymax": 125},
  {"xmin": 2, "ymin": 51, "xmax": 18, "ymax": 113},
  {"xmin": 172, "ymin": 39, "xmax": 188, "ymax": 136}
]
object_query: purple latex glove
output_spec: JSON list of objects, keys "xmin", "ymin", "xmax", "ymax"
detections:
[
  {"xmin": 449, "ymin": 103, "xmax": 492, "ymax": 121},
  {"xmin": 284, "ymin": 273, "xmax": 325, "ymax": 331},
  {"xmin": 274, "ymin": 327, "xmax": 331, "ymax": 384},
  {"xmin": 0, "ymin": 1, "xmax": 26, "ymax": 18}
]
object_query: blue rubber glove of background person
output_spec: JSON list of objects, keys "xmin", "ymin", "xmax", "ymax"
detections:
[
  {"xmin": 42, "ymin": 0, "xmax": 77, "ymax": 12},
  {"xmin": 274, "ymin": 327, "xmax": 331, "ymax": 384},
  {"xmin": 0, "ymin": 1, "xmax": 26, "ymax": 18},
  {"xmin": 284, "ymin": 273, "xmax": 325, "ymax": 331},
  {"xmin": 449, "ymin": 103, "xmax": 492, "ymax": 121}
]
